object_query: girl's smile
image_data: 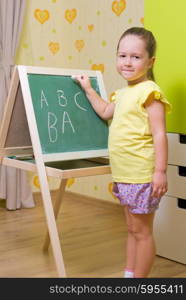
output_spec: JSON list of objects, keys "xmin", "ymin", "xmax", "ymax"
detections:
[{"xmin": 117, "ymin": 35, "xmax": 155, "ymax": 85}]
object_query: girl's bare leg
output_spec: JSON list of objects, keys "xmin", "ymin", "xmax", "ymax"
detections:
[
  {"xmin": 124, "ymin": 207, "xmax": 156, "ymax": 277},
  {"xmin": 124, "ymin": 206, "xmax": 136, "ymax": 272}
]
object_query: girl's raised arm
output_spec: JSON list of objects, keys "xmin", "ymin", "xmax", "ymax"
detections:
[{"xmin": 75, "ymin": 75, "xmax": 115, "ymax": 120}]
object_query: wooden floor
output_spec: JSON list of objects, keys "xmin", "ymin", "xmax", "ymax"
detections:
[{"xmin": 0, "ymin": 191, "xmax": 185, "ymax": 278}]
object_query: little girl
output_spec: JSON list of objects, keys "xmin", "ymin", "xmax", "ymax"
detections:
[{"xmin": 75, "ymin": 27, "xmax": 171, "ymax": 278}]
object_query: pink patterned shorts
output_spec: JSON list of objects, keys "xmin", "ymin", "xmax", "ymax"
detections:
[{"xmin": 112, "ymin": 182, "xmax": 161, "ymax": 214}]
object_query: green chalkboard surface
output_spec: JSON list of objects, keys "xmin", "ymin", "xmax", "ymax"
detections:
[{"xmin": 27, "ymin": 73, "xmax": 108, "ymax": 159}]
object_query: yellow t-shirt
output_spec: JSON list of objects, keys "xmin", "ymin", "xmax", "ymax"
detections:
[{"xmin": 108, "ymin": 80, "xmax": 171, "ymax": 183}]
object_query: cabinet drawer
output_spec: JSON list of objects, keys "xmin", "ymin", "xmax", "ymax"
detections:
[
  {"xmin": 168, "ymin": 133, "xmax": 186, "ymax": 166},
  {"xmin": 167, "ymin": 165, "xmax": 186, "ymax": 198},
  {"xmin": 154, "ymin": 195, "xmax": 186, "ymax": 264}
]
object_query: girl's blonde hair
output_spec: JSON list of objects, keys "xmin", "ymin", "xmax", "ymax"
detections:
[{"xmin": 117, "ymin": 27, "xmax": 157, "ymax": 81}]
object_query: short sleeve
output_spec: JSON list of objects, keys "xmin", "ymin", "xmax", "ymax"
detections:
[
  {"xmin": 110, "ymin": 89, "xmax": 122, "ymax": 103},
  {"xmin": 140, "ymin": 82, "xmax": 172, "ymax": 113}
]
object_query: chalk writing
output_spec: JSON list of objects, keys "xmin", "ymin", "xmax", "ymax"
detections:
[
  {"xmin": 74, "ymin": 92, "xmax": 87, "ymax": 111},
  {"xmin": 40, "ymin": 89, "xmax": 87, "ymax": 143},
  {"xmin": 41, "ymin": 90, "xmax": 49, "ymax": 108},
  {"xmin": 28, "ymin": 72, "xmax": 108, "ymax": 155},
  {"xmin": 57, "ymin": 90, "xmax": 67, "ymax": 107}
]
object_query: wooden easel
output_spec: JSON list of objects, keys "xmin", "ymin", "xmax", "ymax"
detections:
[{"xmin": 0, "ymin": 65, "xmax": 111, "ymax": 277}]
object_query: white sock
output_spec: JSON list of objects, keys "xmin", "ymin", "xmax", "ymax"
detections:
[{"xmin": 124, "ymin": 269, "xmax": 134, "ymax": 278}]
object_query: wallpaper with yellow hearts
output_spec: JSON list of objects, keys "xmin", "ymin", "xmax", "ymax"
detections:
[{"xmin": 16, "ymin": 0, "xmax": 144, "ymax": 203}]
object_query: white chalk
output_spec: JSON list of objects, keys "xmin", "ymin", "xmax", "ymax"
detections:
[{"xmin": 71, "ymin": 75, "xmax": 78, "ymax": 82}]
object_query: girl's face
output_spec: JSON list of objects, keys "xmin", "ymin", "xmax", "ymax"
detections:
[{"xmin": 116, "ymin": 34, "xmax": 155, "ymax": 85}]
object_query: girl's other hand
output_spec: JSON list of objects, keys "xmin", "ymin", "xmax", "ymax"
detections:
[{"xmin": 151, "ymin": 171, "xmax": 168, "ymax": 198}]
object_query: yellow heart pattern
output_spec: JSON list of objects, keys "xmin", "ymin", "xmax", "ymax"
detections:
[
  {"xmin": 49, "ymin": 42, "xmax": 60, "ymax": 54},
  {"xmin": 65, "ymin": 8, "xmax": 77, "ymax": 24},
  {"xmin": 88, "ymin": 24, "xmax": 94, "ymax": 32},
  {"xmin": 75, "ymin": 40, "xmax": 85, "ymax": 52},
  {"xmin": 66, "ymin": 178, "xmax": 75, "ymax": 188},
  {"xmin": 140, "ymin": 17, "xmax": 144, "ymax": 25},
  {"xmin": 91, "ymin": 64, "xmax": 105, "ymax": 73},
  {"xmin": 33, "ymin": 175, "xmax": 49, "ymax": 189},
  {"xmin": 112, "ymin": 0, "xmax": 126, "ymax": 16},
  {"xmin": 33, "ymin": 175, "xmax": 40, "ymax": 189},
  {"xmin": 108, "ymin": 182, "xmax": 118, "ymax": 199},
  {"xmin": 34, "ymin": 9, "xmax": 50, "ymax": 24},
  {"xmin": 101, "ymin": 40, "xmax": 107, "ymax": 47}
]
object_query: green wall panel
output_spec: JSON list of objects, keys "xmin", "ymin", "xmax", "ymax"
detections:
[{"xmin": 144, "ymin": 0, "xmax": 186, "ymax": 134}]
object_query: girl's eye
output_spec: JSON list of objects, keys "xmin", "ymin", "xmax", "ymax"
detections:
[{"xmin": 134, "ymin": 56, "xmax": 140, "ymax": 59}]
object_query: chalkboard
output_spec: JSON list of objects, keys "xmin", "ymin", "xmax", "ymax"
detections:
[{"xmin": 18, "ymin": 66, "xmax": 109, "ymax": 162}]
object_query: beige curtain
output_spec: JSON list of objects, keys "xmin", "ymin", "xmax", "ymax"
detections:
[{"xmin": 0, "ymin": 0, "xmax": 34, "ymax": 210}]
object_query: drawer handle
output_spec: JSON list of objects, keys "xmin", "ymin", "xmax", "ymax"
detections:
[
  {"xmin": 178, "ymin": 198, "xmax": 186, "ymax": 209},
  {"xmin": 178, "ymin": 166, "xmax": 186, "ymax": 176},
  {"xmin": 179, "ymin": 134, "xmax": 186, "ymax": 144}
]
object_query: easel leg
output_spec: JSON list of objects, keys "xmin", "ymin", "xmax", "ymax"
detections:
[
  {"xmin": 37, "ymin": 171, "xmax": 67, "ymax": 277},
  {"xmin": 43, "ymin": 178, "xmax": 67, "ymax": 251}
]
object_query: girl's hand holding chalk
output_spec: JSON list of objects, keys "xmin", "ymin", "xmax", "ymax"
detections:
[{"xmin": 71, "ymin": 75, "xmax": 92, "ymax": 92}]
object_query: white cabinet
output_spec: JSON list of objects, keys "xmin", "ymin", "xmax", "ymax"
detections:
[
  {"xmin": 154, "ymin": 133, "xmax": 186, "ymax": 264},
  {"xmin": 167, "ymin": 133, "xmax": 186, "ymax": 166}
]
